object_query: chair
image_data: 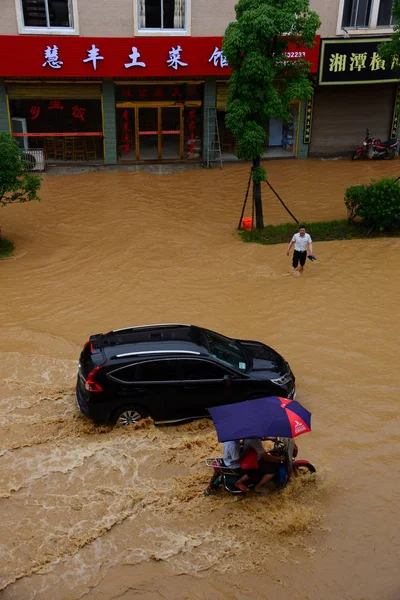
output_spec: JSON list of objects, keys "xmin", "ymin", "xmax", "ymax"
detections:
[
  {"xmin": 54, "ymin": 138, "xmax": 65, "ymax": 160},
  {"xmin": 64, "ymin": 137, "xmax": 74, "ymax": 160},
  {"xmin": 44, "ymin": 138, "xmax": 56, "ymax": 160},
  {"xmin": 85, "ymin": 138, "xmax": 97, "ymax": 160},
  {"xmin": 73, "ymin": 138, "xmax": 86, "ymax": 161}
]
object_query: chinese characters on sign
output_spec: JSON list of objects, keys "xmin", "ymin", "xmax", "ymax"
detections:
[
  {"xmin": 29, "ymin": 105, "xmax": 40, "ymax": 120},
  {"xmin": 329, "ymin": 51, "xmax": 390, "ymax": 73},
  {"xmin": 391, "ymin": 84, "xmax": 400, "ymax": 139},
  {"xmin": 320, "ymin": 38, "xmax": 399, "ymax": 85},
  {"xmin": 5, "ymin": 36, "xmax": 319, "ymax": 77},
  {"xmin": 42, "ymin": 45, "xmax": 63, "ymax": 69},
  {"xmin": 40, "ymin": 42, "xmax": 229, "ymax": 73},
  {"xmin": 208, "ymin": 47, "xmax": 228, "ymax": 68},
  {"xmin": 28, "ymin": 101, "xmax": 89, "ymax": 122},
  {"xmin": 72, "ymin": 105, "xmax": 86, "ymax": 121},
  {"xmin": 121, "ymin": 109, "xmax": 131, "ymax": 154},
  {"xmin": 115, "ymin": 84, "xmax": 202, "ymax": 103},
  {"xmin": 83, "ymin": 44, "xmax": 104, "ymax": 71},
  {"xmin": 303, "ymin": 96, "xmax": 313, "ymax": 144},
  {"xmin": 125, "ymin": 47, "xmax": 146, "ymax": 69},
  {"xmin": 48, "ymin": 100, "xmax": 64, "ymax": 110},
  {"xmin": 167, "ymin": 45, "xmax": 188, "ymax": 70}
]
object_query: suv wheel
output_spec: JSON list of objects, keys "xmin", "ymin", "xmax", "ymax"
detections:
[{"xmin": 112, "ymin": 406, "xmax": 148, "ymax": 427}]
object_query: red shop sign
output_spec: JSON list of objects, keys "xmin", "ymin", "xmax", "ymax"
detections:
[{"xmin": 0, "ymin": 35, "xmax": 320, "ymax": 78}]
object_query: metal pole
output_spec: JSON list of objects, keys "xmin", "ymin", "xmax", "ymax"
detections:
[
  {"xmin": 264, "ymin": 180, "xmax": 299, "ymax": 224},
  {"xmin": 237, "ymin": 169, "xmax": 253, "ymax": 230}
]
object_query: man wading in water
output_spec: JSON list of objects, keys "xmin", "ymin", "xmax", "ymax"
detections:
[{"xmin": 286, "ymin": 226, "xmax": 313, "ymax": 276}]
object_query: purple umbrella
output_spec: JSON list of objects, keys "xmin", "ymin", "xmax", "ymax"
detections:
[{"xmin": 208, "ymin": 396, "xmax": 311, "ymax": 442}]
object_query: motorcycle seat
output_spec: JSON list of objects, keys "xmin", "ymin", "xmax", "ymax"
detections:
[{"xmin": 380, "ymin": 140, "xmax": 397, "ymax": 146}]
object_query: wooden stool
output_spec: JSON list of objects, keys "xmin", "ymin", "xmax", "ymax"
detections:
[
  {"xmin": 73, "ymin": 138, "xmax": 86, "ymax": 160},
  {"xmin": 85, "ymin": 138, "xmax": 97, "ymax": 160},
  {"xmin": 54, "ymin": 138, "xmax": 65, "ymax": 159},
  {"xmin": 64, "ymin": 137, "xmax": 74, "ymax": 160}
]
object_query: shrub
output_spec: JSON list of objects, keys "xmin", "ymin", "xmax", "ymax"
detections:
[
  {"xmin": 345, "ymin": 177, "xmax": 400, "ymax": 231},
  {"xmin": 344, "ymin": 184, "xmax": 367, "ymax": 222}
]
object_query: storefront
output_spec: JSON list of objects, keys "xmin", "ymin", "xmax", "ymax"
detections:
[
  {"xmin": 0, "ymin": 34, "xmax": 320, "ymax": 165},
  {"xmin": 215, "ymin": 38, "xmax": 320, "ymax": 159},
  {"xmin": 0, "ymin": 35, "xmax": 229, "ymax": 165},
  {"xmin": 8, "ymin": 83, "xmax": 103, "ymax": 164},
  {"xmin": 115, "ymin": 82, "xmax": 203, "ymax": 161},
  {"xmin": 310, "ymin": 37, "xmax": 399, "ymax": 157}
]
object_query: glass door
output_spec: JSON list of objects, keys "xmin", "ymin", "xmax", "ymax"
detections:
[
  {"xmin": 161, "ymin": 107, "xmax": 182, "ymax": 159},
  {"xmin": 138, "ymin": 107, "xmax": 159, "ymax": 160}
]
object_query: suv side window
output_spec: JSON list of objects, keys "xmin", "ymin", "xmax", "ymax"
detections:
[
  {"xmin": 181, "ymin": 359, "xmax": 227, "ymax": 380},
  {"xmin": 137, "ymin": 359, "xmax": 178, "ymax": 382},
  {"xmin": 108, "ymin": 364, "xmax": 139, "ymax": 383}
]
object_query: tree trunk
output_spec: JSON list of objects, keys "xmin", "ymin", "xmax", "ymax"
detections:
[{"xmin": 252, "ymin": 156, "xmax": 264, "ymax": 229}]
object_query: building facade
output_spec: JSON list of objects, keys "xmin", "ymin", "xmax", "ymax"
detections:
[
  {"xmin": 308, "ymin": 0, "xmax": 399, "ymax": 156},
  {"xmin": 0, "ymin": 0, "xmax": 397, "ymax": 165}
]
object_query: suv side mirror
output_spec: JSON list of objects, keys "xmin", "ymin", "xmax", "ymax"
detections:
[{"xmin": 223, "ymin": 374, "xmax": 232, "ymax": 387}]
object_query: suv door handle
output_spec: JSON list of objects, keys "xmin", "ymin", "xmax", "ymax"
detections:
[
  {"xmin": 133, "ymin": 388, "xmax": 146, "ymax": 393},
  {"xmin": 184, "ymin": 385, "xmax": 196, "ymax": 390}
]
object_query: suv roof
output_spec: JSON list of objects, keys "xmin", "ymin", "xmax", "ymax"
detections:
[{"xmin": 90, "ymin": 324, "xmax": 209, "ymax": 361}]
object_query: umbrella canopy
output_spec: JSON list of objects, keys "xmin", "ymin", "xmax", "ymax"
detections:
[{"xmin": 208, "ymin": 396, "xmax": 311, "ymax": 442}]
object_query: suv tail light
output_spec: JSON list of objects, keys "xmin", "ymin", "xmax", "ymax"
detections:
[
  {"xmin": 84, "ymin": 340, "xmax": 94, "ymax": 354},
  {"xmin": 84, "ymin": 366, "xmax": 104, "ymax": 392}
]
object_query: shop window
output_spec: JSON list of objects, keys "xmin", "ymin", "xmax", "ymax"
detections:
[
  {"xmin": 377, "ymin": 0, "xmax": 396, "ymax": 26},
  {"xmin": 138, "ymin": 0, "xmax": 186, "ymax": 30},
  {"xmin": 9, "ymin": 98, "xmax": 103, "ymax": 162},
  {"xmin": 342, "ymin": 0, "xmax": 372, "ymax": 27},
  {"xmin": 20, "ymin": 0, "xmax": 74, "ymax": 29}
]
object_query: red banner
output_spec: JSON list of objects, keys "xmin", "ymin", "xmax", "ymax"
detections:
[{"xmin": 0, "ymin": 35, "xmax": 320, "ymax": 78}]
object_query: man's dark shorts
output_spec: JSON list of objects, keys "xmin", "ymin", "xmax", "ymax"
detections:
[{"xmin": 293, "ymin": 250, "xmax": 307, "ymax": 268}]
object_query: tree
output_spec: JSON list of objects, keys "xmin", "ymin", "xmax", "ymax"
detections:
[
  {"xmin": 0, "ymin": 133, "xmax": 41, "ymax": 231},
  {"xmin": 379, "ymin": 0, "xmax": 400, "ymax": 64},
  {"xmin": 223, "ymin": 0, "xmax": 320, "ymax": 228}
]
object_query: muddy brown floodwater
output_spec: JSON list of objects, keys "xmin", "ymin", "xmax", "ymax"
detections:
[{"xmin": 0, "ymin": 159, "xmax": 399, "ymax": 600}]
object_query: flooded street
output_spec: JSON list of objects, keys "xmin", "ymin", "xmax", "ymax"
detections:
[{"xmin": 0, "ymin": 159, "xmax": 399, "ymax": 600}]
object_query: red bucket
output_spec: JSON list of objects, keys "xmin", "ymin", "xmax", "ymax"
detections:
[{"xmin": 242, "ymin": 217, "xmax": 253, "ymax": 230}]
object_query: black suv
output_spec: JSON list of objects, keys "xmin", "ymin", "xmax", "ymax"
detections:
[{"xmin": 76, "ymin": 324, "xmax": 295, "ymax": 426}]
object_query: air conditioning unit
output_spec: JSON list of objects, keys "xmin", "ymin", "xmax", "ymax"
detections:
[{"xmin": 23, "ymin": 149, "xmax": 46, "ymax": 172}]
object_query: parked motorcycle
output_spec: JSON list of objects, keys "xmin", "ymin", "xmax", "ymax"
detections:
[
  {"xmin": 204, "ymin": 438, "xmax": 316, "ymax": 496},
  {"xmin": 352, "ymin": 129, "xmax": 398, "ymax": 160}
]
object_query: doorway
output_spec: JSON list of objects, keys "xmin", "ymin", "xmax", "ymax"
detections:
[{"xmin": 136, "ymin": 105, "xmax": 183, "ymax": 160}]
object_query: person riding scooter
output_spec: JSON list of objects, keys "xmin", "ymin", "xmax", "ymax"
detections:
[{"xmin": 235, "ymin": 438, "xmax": 285, "ymax": 493}]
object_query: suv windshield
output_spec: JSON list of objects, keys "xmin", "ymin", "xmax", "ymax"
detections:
[{"xmin": 204, "ymin": 329, "xmax": 248, "ymax": 372}]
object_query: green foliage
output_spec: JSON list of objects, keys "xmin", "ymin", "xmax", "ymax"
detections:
[
  {"xmin": 0, "ymin": 133, "xmax": 42, "ymax": 208},
  {"xmin": 0, "ymin": 237, "xmax": 15, "ymax": 259},
  {"xmin": 344, "ymin": 184, "xmax": 367, "ymax": 222},
  {"xmin": 252, "ymin": 165, "xmax": 267, "ymax": 184},
  {"xmin": 223, "ymin": 0, "xmax": 321, "ymax": 162},
  {"xmin": 379, "ymin": 0, "xmax": 400, "ymax": 65},
  {"xmin": 345, "ymin": 178, "xmax": 400, "ymax": 232},
  {"xmin": 239, "ymin": 219, "xmax": 400, "ymax": 245}
]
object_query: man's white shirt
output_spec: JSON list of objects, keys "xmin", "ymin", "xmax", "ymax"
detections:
[{"xmin": 292, "ymin": 233, "xmax": 312, "ymax": 252}]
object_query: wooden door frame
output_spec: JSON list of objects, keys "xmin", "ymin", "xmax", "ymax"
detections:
[{"xmin": 133, "ymin": 103, "xmax": 183, "ymax": 161}]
